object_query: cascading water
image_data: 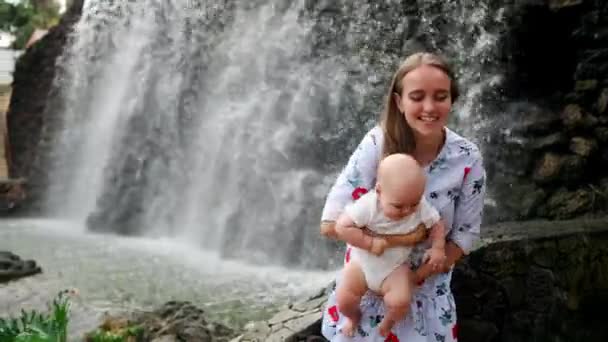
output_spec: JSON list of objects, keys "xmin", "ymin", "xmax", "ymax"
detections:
[{"xmin": 45, "ymin": 0, "xmax": 508, "ymax": 269}]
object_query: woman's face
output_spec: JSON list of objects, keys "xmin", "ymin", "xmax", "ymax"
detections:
[{"xmin": 394, "ymin": 65, "xmax": 453, "ymax": 138}]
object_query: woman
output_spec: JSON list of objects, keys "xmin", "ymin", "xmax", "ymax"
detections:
[{"xmin": 319, "ymin": 52, "xmax": 486, "ymax": 341}]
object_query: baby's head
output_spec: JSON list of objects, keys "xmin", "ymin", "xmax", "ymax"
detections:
[{"xmin": 376, "ymin": 153, "xmax": 426, "ymax": 220}]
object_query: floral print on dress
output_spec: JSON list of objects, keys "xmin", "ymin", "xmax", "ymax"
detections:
[
  {"xmin": 463, "ymin": 166, "xmax": 471, "ymax": 180},
  {"xmin": 436, "ymin": 283, "xmax": 448, "ymax": 296},
  {"xmin": 352, "ymin": 187, "xmax": 368, "ymax": 200},
  {"xmin": 439, "ymin": 307, "xmax": 453, "ymax": 326},
  {"xmin": 358, "ymin": 326, "xmax": 370, "ymax": 337},
  {"xmin": 472, "ymin": 177, "xmax": 484, "ymax": 195},
  {"xmin": 428, "ymin": 156, "xmax": 447, "ymax": 174},
  {"xmin": 370, "ymin": 315, "xmax": 382, "ymax": 328},
  {"xmin": 328, "ymin": 305, "xmax": 339, "ymax": 323},
  {"xmin": 344, "ymin": 246, "xmax": 352, "ymax": 263},
  {"xmin": 446, "ymin": 188, "xmax": 460, "ymax": 202},
  {"xmin": 347, "ymin": 159, "xmax": 365, "ymax": 190},
  {"xmin": 385, "ymin": 333, "xmax": 399, "ymax": 342},
  {"xmin": 458, "ymin": 144, "xmax": 473, "ymax": 156}
]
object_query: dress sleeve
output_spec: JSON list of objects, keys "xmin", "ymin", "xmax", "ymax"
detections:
[
  {"xmin": 321, "ymin": 127, "xmax": 382, "ymax": 222},
  {"xmin": 449, "ymin": 152, "xmax": 486, "ymax": 254}
]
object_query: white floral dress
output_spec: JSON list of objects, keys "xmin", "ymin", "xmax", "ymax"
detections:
[{"xmin": 320, "ymin": 126, "xmax": 486, "ymax": 342}]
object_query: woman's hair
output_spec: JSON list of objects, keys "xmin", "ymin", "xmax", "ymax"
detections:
[{"xmin": 380, "ymin": 52, "xmax": 459, "ymax": 157}]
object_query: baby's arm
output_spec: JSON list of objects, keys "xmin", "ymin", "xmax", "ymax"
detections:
[
  {"xmin": 418, "ymin": 198, "xmax": 447, "ymax": 271},
  {"xmin": 428, "ymin": 219, "xmax": 446, "ymax": 251},
  {"xmin": 335, "ymin": 214, "xmax": 387, "ymax": 256}
]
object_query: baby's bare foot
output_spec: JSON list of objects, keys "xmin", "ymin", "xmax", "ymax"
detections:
[
  {"xmin": 341, "ymin": 318, "xmax": 358, "ymax": 337},
  {"xmin": 378, "ymin": 319, "xmax": 394, "ymax": 337}
]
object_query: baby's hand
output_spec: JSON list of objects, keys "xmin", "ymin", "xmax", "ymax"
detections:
[
  {"xmin": 423, "ymin": 247, "xmax": 446, "ymax": 272},
  {"xmin": 370, "ymin": 237, "xmax": 388, "ymax": 256}
]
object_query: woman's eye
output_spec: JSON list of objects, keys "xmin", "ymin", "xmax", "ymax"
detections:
[
  {"xmin": 408, "ymin": 91, "xmax": 424, "ymax": 101},
  {"xmin": 435, "ymin": 93, "xmax": 449, "ymax": 101}
]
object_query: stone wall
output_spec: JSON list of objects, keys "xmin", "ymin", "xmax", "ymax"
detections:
[
  {"xmin": 486, "ymin": 0, "xmax": 608, "ymax": 222},
  {"xmin": 232, "ymin": 218, "xmax": 608, "ymax": 342},
  {"xmin": 453, "ymin": 218, "xmax": 608, "ymax": 342},
  {"xmin": 5, "ymin": 0, "xmax": 84, "ymax": 214}
]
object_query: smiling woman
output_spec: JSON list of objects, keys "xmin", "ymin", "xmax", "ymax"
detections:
[
  {"xmin": 319, "ymin": 51, "xmax": 486, "ymax": 342},
  {"xmin": 382, "ymin": 53, "xmax": 460, "ymax": 167}
]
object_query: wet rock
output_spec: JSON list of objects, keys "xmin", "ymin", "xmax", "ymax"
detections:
[
  {"xmin": 533, "ymin": 153, "xmax": 562, "ymax": 182},
  {"xmin": 548, "ymin": 0, "xmax": 583, "ymax": 10},
  {"xmin": 570, "ymin": 137, "xmax": 598, "ymax": 157},
  {"xmin": 532, "ymin": 153, "xmax": 590, "ymax": 186},
  {"xmin": 544, "ymin": 188, "xmax": 593, "ymax": 219},
  {"xmin": 0, "ymin": 251, "xmax": 42, "ymax": 283},
  {"xmin": 491, "ymin": 180, "xmax": 546, "ymax": 219},
  {"xmin": 231, "ymin": 287, "xmax": 328, "ymax": 342},
  {"xmin": 595, "ymin": 127, "xmax": 608, "ymax": 143},
  {"xmin": 459, "ymin": 320, "xmax": 499, "ymax": 342},
  {"xmin": 562, "ymin": 104, "xmax": 585, "ymax": 128},
  {"xmin": 597, "ymin": 88, "xmax": 608, "ymax": 114},
  {"xmin": 575, "ymin": 79, "xmax": 598, "ymax": 92},
  {"xmin": 89, "ymin": 301, "xmax": 236, "ymax": 342},
  {"xmin": 530, "ymin": 132, "xmax": 567, "ymax": 150}
]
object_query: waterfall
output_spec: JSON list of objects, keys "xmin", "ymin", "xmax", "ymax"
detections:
[{"xmin": 45, "ymin": 0, "xmax": 507, "ymax": 269}]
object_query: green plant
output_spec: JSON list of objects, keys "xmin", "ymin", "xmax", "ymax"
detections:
[
  {"xmin": 0, "ymin": 290, "xmax": 71, "ymax": 342},
  {"xmin": 0, "ymin": 0, "xmax": 61, "ymax": 49},
  {"xmin": 86, "ymin": 325, "xmax": 143, "ymax": 342}
]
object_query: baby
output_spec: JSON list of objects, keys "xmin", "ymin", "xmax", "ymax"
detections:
[{"xmin": 334, "ymin": 153, "xmax": 446, "ymax": 337}]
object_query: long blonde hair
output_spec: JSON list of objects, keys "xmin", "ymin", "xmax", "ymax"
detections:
[{"xmin": 380, "ymin": 52, "xmax": 460, "ymax": 157}]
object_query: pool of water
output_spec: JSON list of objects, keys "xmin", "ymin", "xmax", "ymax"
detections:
[{"xmin": 0, "ymin": 219, "xmax": 334, "ymax": 339}]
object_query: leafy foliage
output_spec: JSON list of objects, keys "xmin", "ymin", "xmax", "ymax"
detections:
[
  {"xmin": 0, "ymin": 0, "xmax": 61, "ymax": 49},
  {"xmin": 0, "ymin": 291, "xmax": 71, "ymax": 342}
]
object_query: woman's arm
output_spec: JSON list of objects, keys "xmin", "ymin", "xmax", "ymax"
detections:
[
  {"xmin": 320, "ymin": 127, "xmax": 382, "ymax": 234},
  {"xmin": 449, "ymin": 155, "xmax": 485, "ymax": 255},
  {"xmin": 380, "ymin": 224, "xmax": 428, "ymax": 248},
  {"xmin": 321, "ymin": 221, "xmax": 428, "ymax": 247},
  {"xmin": 415, "ymin": 153, "xmax": 486, "ymax": 282},
  {"xmin": 334, "ymin": 214, "xmax": 374, "ymax": 251}
]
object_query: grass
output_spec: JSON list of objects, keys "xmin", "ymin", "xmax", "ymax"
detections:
[
  {"xmin": 0, "ymin": 289, "xmax": 142, "ymax": 342},
  {"xmin": 0, "ymin": 291, "xmax": 70, "ymax": 342}
]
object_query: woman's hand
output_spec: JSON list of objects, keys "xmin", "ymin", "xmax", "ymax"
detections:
[
  {"xmin": 320, "ymin": 221, "xmax": 338, "ymax": 239},
  {"xmin": 414, "ymin": 241, "xmax": 466, "ymax": 285},
  {"xmin": 423, "ymin": 247, "xmax": 447, "ymax": 272}
]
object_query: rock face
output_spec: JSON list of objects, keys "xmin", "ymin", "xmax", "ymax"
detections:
[
  {"xmin": 486, "ymin": 0, "xmax": 608, "ymax": 222},
  {"xmin": 0, "ymin": 251, "xmax": 41, "ymax": 283},
  {"xmin": 5, "ymin": 0, "xmax": 85, "ymax": 214},
  {"xmin": 234, "ymin": 218, "xmax": 608, "ymax": 342},
  {"xmin": 230, "ymin": 286, "xmax": 330, "ymax": 342},
  {"xmin": 90, "ymin": 301, "xmax": 236, "ymax": 342},
  {"xmin": 453, "ymin": 218, "xmax": 608, "ymax": 342}
]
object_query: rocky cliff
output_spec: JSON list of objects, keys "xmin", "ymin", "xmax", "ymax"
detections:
[{"xmin": 5, "ymin": 0, "xmax": 84, "ymax": 214}]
